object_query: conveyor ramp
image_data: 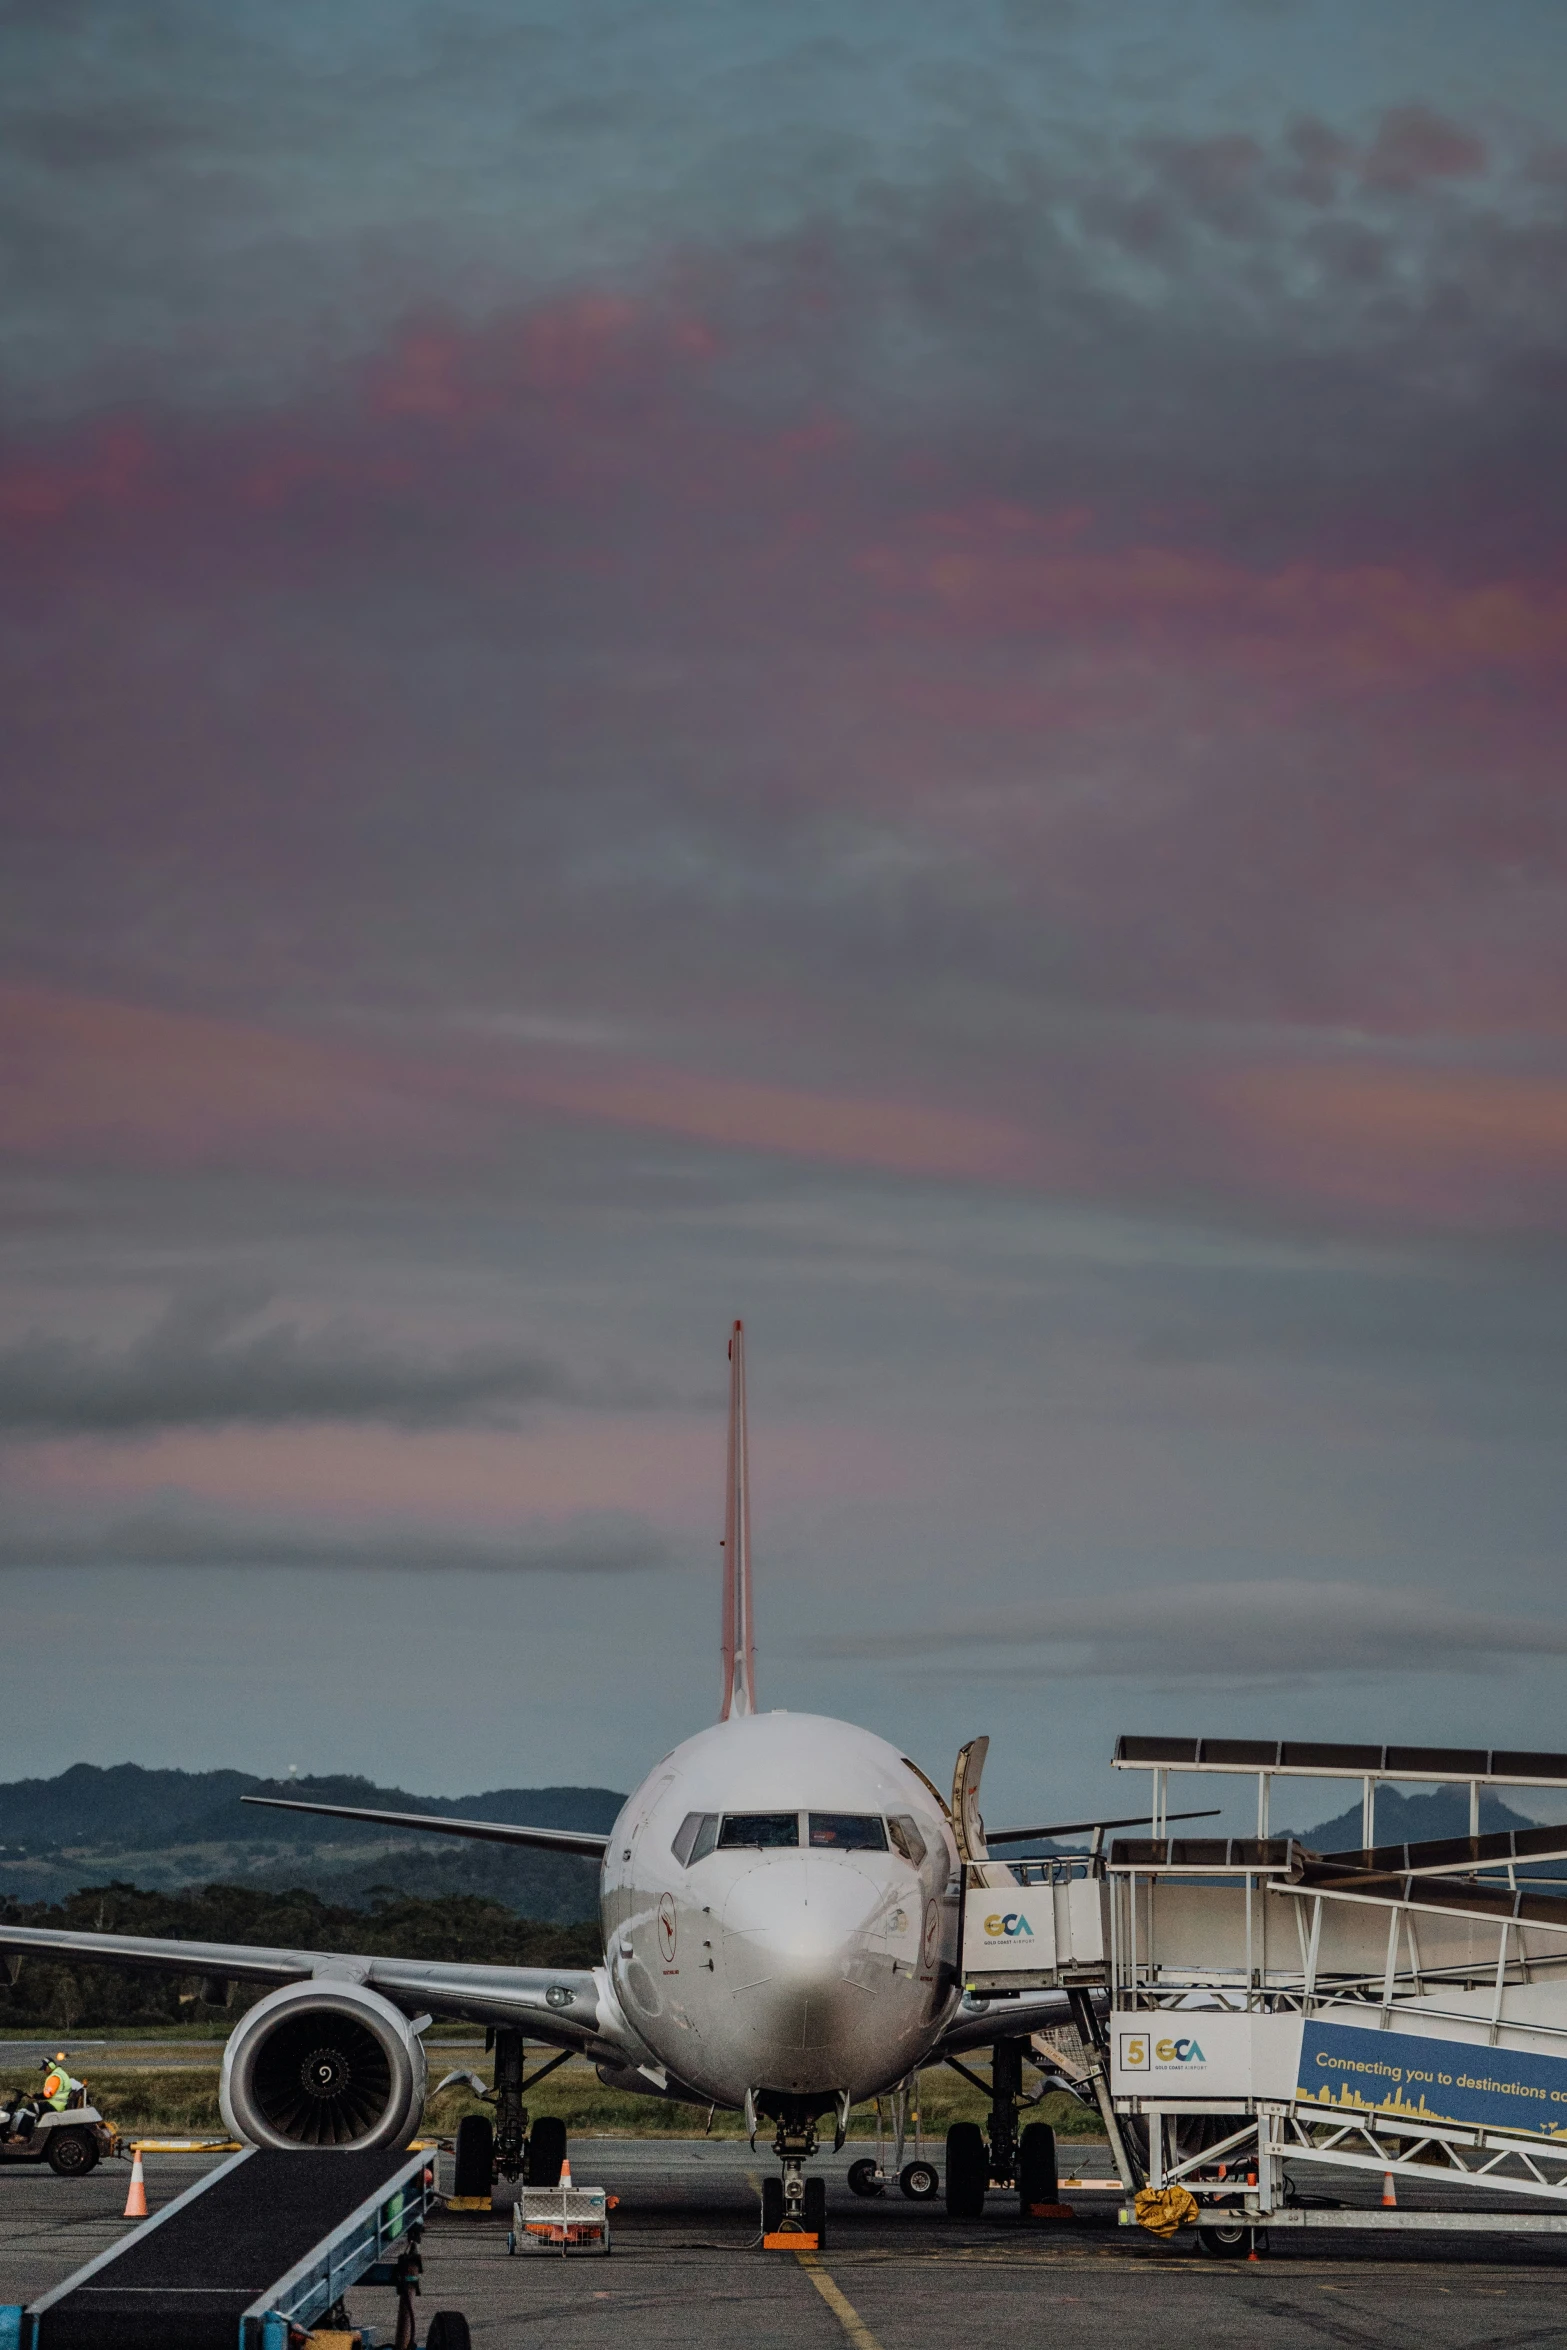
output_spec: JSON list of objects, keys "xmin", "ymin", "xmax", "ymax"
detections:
[{"xmin": 22, "ymin": 2144, "xmax": 433, "ymax": 2350}]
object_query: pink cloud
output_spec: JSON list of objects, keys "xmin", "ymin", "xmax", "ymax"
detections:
[
  {"xmin": 1214, "ymin": 1062, "xmax": 1567, "ymax": 1224},
  {"xmin": 858, "ymin": 502, "xmax": 1567, "ymax": 692},
  {"xmin": 1362, "ymin": 105, "xmax": 1487, "ymax": 191},
  {"xmin": 0, "ymin": 984, "xmax": 1037, "ymax": 1190},
  {"xmin": 0, "ymin": 422, "xmax": 155, "ymax": 523}
]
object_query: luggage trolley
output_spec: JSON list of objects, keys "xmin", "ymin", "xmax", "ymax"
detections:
[{"xmin": 506, "ymin": 2180, "xmax": 611, "ymax": 2255}]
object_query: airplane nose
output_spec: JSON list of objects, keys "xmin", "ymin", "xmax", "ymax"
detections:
[
  {"xmin": 720, "ymin": 1855, "xmax": 893, "ymax": 2076},
  {"xmin": 724, "ymin": 1854, "xmax": 882, "ymax": 1967}
]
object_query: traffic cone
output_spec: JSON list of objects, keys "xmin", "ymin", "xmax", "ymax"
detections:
[
  {"xmin": 558, "ymin": 2156, "xmax": 573, "ymax": 2189},
  {"xmin": 123, "ymin": 2148, "xmax": 147, "ymax": 2219},
  {"xmin": 1382, "ymin": 2170, "xmax": 1397, "ymax": 2208}
]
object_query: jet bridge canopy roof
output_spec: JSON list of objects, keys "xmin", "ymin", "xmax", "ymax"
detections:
[{"xmin": 1114, "ymin": 1736, "xmax": 1567, "ymax": 1785}]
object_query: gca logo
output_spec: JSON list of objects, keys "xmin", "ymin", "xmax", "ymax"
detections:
[
  {"xmin": 983, "ymin": 1912, "xmax": 1034, "ymax": 1938},
  {"xmin": 1120, "ymin": 2031, "xmax": 1206, "ymax": 2070}
]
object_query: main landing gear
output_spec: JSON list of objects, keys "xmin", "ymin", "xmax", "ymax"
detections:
[
  {"xmin": 448, "ymin": 2029, "xmax": 574, "ymax": 2203},
  {"xmin": 942, "ymin": 2034, "xmax": 1078, "ymax": 2220}
]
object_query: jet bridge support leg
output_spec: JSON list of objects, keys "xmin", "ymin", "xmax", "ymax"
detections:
[{"xmin": 1067, "ymin": 1988, "xmax": 1142, "ymax": 2195}]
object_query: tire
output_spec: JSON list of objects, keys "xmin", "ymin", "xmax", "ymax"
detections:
[
  {"xmin": 804, "ymin": 2175, "xmax": 827, "ymax": 2246},
  {"xmin": 46, "ymin": 2130, "xmax": 97, "ymax": 2178},
  {"xmin": 846, "ymin": 2158, "xmax": 884, "ymax": 2198},
  {"xmin": 1198, "ymin": 2222, "xmax": 1251, "ymax": 2258},
  {"xmin": 899, "ymin": 2160, "xmax": 939, "ymax": 2201},
  {"xmin": 526, "ymin": 2115, "xmax": 566, "ymax": 2188},
  {"xmin": 426, "ymin": 2316, "xmax": 472, "ymax": 2350},
  {"xmin": 762, "ymin": 2176, "xmax": 784, "ymax": 2236},
  {"xmin": 944, "ymin": 2121, "xmax": 987, "ymax": 2219},
  {"xmin": 452, "ymin": 2115, "xmax": 493, "ymax": 2201},
  {"xmin": 1017, "ymin": 2122, "xmax": 1058, "ymax": 2216}
]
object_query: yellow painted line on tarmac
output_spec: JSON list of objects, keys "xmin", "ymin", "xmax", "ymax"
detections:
[{"xmin": 796, "ymin": 2249, "xmax": 888, "ymax": 2350}]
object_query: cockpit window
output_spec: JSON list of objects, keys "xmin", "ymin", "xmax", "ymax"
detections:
[
  {"xmin": 887, "ymin": 1814, "xmax": 928, "ymax": 1868},
  {"xmin": 672, "ymin": 1811, "xmax": 720, "ymax": 1866},
  {"xmin": 717, "ymin": 1811, "xmax": 800, "ymax": 1849},
  {"xmin": 808, "ymin": 1813, "xmax": 888, "ymax": 1851}
]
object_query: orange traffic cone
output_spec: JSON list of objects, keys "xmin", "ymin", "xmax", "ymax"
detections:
[
  {"xmin": 558, "ymin": 2155, "xmax": 573, "ymax": 2189},
  {"xmin": 1382, "ymin": 2170, "xmax": 1397, "ymax": 2208},
  {"xmin": 123, "ymin": 2148, "xmax": 148, "ymax": 2219}
]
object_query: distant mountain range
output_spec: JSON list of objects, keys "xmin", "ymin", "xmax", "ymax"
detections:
[
  {"xmin": 1292, "ymin": 1782, "xmax": 1541, "ymax": 1855},
  {"xmin": 0, "ymin": 1765, "xmax": 1549, "ymax": 1921},
  {"xmin": 0, "ymin": 1763, "xmax": 624, "ymax": 1919}
]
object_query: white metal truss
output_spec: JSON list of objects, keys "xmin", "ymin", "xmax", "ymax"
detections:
[{"xmin": 1259, "ymin": 2104, "xmax": 1567, "ymax": 2205}]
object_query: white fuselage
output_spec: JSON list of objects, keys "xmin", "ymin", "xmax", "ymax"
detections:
[{"xmin": 599, "ymin": 1710, "xmax": 964, "ymax": 2106}]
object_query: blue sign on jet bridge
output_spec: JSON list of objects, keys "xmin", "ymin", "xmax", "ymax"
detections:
[{"xmin": 1297, "ymin": 2019, "xmax": 1567, "ymax": 2141}]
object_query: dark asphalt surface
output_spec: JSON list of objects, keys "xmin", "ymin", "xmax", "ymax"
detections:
[{"xmin": 5, "ymin": 2139, "xmax": 1567, "ymax": 2349}]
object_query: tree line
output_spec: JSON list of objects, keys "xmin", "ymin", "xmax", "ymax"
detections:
[{"xmin": 0, "ymin": 1882, "xmax": 600, "ymax": 2029}]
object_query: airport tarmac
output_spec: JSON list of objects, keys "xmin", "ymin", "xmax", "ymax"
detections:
[{"xmin": 5, "ymin": 2139, "xmax": 1567, "ymax": 2348}]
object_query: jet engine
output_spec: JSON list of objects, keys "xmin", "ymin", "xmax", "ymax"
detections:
[{"xmin": 220, "ymin": 1980, "xmax": 427, "ymax": 2151}]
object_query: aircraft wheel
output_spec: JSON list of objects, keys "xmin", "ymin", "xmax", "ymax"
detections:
[
  {"xmin": 804, "ymin": 2176, "xmax": 827, "ymax": 2246},
  {"xmin": 46, "ymin": 2130, "xmax": 98, "ymax": 2178},
  {"xmin": 452, "ymin": 2115, "xmax": 493, "ymax": 2201},
  {"xmin": 426, "ymin": 2315, "xmax": 472, "ymax": 2350},
  {"xmin": 944, "ymin": 2122, "xmax": 987, "ymax": 2219},
  {"xmin": 846, "ymin": 2158, "xmax": 884, "ymax": 2198},
  {"xmin": 527, "ymin": 2115, "xmax": 566, "ymax": 2187},
  {"xmin": 899, "ymin": 2160, "xmax": 939, "ymax": 2201}
]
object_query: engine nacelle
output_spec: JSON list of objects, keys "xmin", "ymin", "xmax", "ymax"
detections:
[{"xmin": 220, "ymin": 1980, "xmax": 427, "ymax": 2151}]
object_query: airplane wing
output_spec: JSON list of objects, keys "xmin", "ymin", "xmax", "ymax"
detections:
[
  {"xmin": 240, "ymin": 1794, "xmax": 610, "ymax": 1857},
  {"xmin": 986, "ymin": 1807, "xmax": 1219, "ymax": 1846},
  {"xmin": 0, "ymin": 1921, "xmax": 619, "ymax": 2050}
]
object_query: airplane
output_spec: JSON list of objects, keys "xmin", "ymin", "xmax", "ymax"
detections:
[{"xmin": 0, "ymin": 1323, "xmax": 1186, "ymax": 2239}]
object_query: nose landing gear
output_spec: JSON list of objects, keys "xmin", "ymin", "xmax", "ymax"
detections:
[{"xmin": 759, "ymin": 2100, "xmax": 828, "ymax": 2247}]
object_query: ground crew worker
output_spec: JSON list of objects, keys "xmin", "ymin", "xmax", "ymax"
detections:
[{"xmin": 39, "ymin": 2054, "xmax": 81, "ymax": 2110}]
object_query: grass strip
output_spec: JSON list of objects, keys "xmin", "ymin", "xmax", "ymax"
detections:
[{"xmin": 52, "ymin": 2062, "xmax": 1103, "ymax": 2141}]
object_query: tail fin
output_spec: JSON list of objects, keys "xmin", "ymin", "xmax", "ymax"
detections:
[{"xmin": 720, "ymin": 1319, "xmax": 756, "ymax": 1720}]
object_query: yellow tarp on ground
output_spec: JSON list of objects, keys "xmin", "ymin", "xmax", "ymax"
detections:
[{"xmin": 1134, "ymin": 2184, "xmax": 1200, "ymax": 2236}]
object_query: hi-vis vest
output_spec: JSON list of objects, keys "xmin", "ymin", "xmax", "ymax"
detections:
[{"xmin": 41, "ymin": 2061, "xmax": 78, "ymax": 2110}]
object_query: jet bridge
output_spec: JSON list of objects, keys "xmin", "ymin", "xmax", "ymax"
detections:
[{"xmin": 963, "ymin": 1735, "xmax": 1567, "ymax": 2244}]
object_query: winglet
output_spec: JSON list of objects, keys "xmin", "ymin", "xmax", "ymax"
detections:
[{"xmin": 720, "ymin": 1320, "xmax": 756, "ymax": 1720}]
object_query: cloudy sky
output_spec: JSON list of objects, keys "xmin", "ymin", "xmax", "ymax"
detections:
[{"xmin": 4, "ymin": 0, "xmax": 1566, "ymax": 1831}]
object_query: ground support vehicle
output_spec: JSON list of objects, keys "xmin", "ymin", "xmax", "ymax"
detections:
[
  {"xmin": 845, "ymin": 2082, "xmax": 941, "ymax": 2203},
  {"xmin": 958, "ymin": 1734, "xmax": 1567, "ymax": 2251},
  {"xmin": 0, "ymin": 2101, "xmax": 115, "ymax": 2178},
  {"xmin": 0, "ymin": 2140, "xmax": 468, "ymax": 2349}
]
